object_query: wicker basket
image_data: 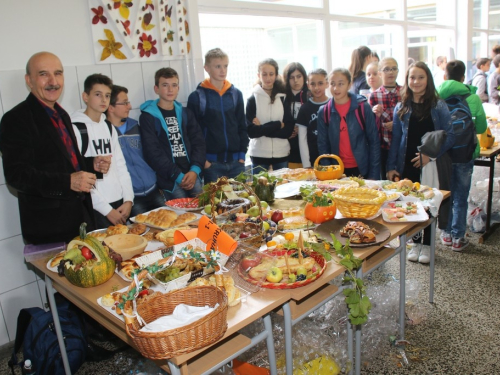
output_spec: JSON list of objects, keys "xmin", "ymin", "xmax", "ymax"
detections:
[
  {"xmin": 332, "ymin": 187, "xmax": 386, "ymax": 218},
  {"xmin": 123, "ymin": 264, "xmax": 228, "ymax": 360}
]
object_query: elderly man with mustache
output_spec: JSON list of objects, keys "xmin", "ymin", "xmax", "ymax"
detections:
[{"xmin": 0, "ymin": 52, "xmax": 111, "ymax": 244}]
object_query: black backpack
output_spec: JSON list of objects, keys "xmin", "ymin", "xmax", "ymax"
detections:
[
  {"xmin": 444, "ymin": 94, "xmax": 477, "ymax": 163},
  {"xmin": 8, "ymin": 299, "xmax": 87, "ymax": 375}
]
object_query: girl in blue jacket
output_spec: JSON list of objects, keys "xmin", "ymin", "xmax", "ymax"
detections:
[
  {"xmin": 317, "ymin": 68, "xmax": 380, "ymax": 180},
  {"xmin": 386, "ymin": 61, "xmax": 454, "ymax": 264}
]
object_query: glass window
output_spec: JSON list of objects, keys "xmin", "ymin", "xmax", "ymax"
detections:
[
  {"xmin": 473, "ymin": 31, "xmax": 487, "ymax": 60},
  {"xmin": 407, "ymin": 0, "xmax": 454, "ymax": 26},
  {"xmin": 199, "ymin": 14, "xmax": 324, "ymax": 101},
  {"xmin": 489, "ymin": 0, "xmax": 500, "ymax": 30},
  {"xmin": 231, "ymin": 0, "xmax": 322, "ymax": 7},
  {"xmin": 473, "ymin": 0, "xmax": 487, "ymax": 29},
  {"xmin": 329, "ymin": 0, "xmax": 400, "ymax": 19}
]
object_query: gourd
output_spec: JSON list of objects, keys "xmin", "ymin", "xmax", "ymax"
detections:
[
  {"xmin": 253, "ymin": 176, "xmax": 276, "ymax": 203},
  {"xmin": 304, "ymin": 202, "xmax": 336, "ymax": 224},
  {"xmin": 478, "ymin": 128, "xmax": 495, "ymax": 149},
  {"xmin": 314, "ymin": 154, "xmax": 344, "ymax": 180},
  {"xmin": 64, "ymin": 223, "xmax": 116, "ymax": 288}
]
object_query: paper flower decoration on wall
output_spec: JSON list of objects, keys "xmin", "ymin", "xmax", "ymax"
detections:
[
  {"xmin": 91, "ymin": 6, "xmax": 108, "ymax": 24},
  {"xmin": 138, "ymin": 33, "xmax": 157, "ymax": 57},
  {"xmin": 113, "ymin": 0, "xmax": 134, "ymax": 19},
  {"xmin": 98, "ymin": 29, "xmax": 127, "ymax": 61}
]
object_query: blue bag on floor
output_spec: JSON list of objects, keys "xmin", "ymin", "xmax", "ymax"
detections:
[{"xmin": 8, "ymin": 299, "xmax": 87, "ymax": 375}]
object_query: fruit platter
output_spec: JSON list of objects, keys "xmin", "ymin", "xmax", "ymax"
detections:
[
  {"xmin": 381, "ymin": 201, "xmax": 429, "ymax": 223},
  {"xmin": 237, "ymin": 248, "xmax": 326, "ymax": 289}
]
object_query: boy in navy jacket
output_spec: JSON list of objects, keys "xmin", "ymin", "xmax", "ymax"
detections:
[
  {"xmin": 187, "ymin": 48, "xmax": 249, "ymax": 183},
  {"xmin": 140, "ymin": 68, "xmax": 205, "ymax": 200}
]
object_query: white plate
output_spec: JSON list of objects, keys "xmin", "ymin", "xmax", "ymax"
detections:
[
  {"xmin": 275, "ymin": 181, "xmax": 313, "ymax": 199},
  {"xmin": 381, "ymin": 201, "xmax": 429, "ymax": 223},
  {"xmin": 130, "ymin": 207, "xmax": 201, "ymax": 230}
]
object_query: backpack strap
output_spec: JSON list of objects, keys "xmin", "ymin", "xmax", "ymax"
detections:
[
  {"xmin": 104, "ymin": 119, "xmax": 114, "ymax": 137},
  {"xmin": 323, "ymin": 99, "xmax": 333, "ymax": 125},
  {"xmin": 355, "ymin": 102, "xmax": 366, "ymax": 131},
  {"xmin": 8, "ymin": 308, "xmax": 44, "ymax": 374},
  {"xmin": 73, "ymin": 122, "xmax": 89, "ymax": 155}
]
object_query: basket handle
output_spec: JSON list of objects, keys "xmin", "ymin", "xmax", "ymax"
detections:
[{"xmin": 314, "ymin": 154, "xmax": 344, "ymax": 171}]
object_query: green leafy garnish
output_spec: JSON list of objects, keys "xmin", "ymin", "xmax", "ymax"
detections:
[{"xmin": 331, "ymin": 234, "xmax": 371, "ymax": 325}]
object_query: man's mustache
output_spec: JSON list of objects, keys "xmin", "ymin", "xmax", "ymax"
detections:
[{"xmin": 45, "ymin": 85, "xmax": 61, "ymax": 90}]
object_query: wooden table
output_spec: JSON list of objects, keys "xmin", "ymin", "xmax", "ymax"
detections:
[
  {"xmin": 31, "ymin": 258, "xmax": 290, "ymax": 375},
  {"xmin": 474, "ymin": 144, "xmax": 500, "ymax": 243}
]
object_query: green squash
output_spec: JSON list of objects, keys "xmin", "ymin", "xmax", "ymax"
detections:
[{"xmin": 64, "ymin": 224, "xmax": 115, "ymax": 288}]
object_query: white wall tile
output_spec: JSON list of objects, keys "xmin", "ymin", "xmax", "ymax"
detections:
[
  {"xmin": 110, "ymin": 63, "xmax": 146, "ymax": 110},
  {"xmin": 129, "ymin": 109, "xmax": 141, "ymax": 122},
  {"xmin": 0, "ymin": 70, "xmax": 29, "ymax": 113},
  {"xmin": 0, "ymin": 312, "xmax": 9, "ymax": 347},
  {"xmin": 75, "ymin": 65, "xmax": 112, "ymax": 108},
  {"xmin": 59, "ymin": 66, "xmax": 84, "ymax": 115},
  {"xmin": 0, "ymin": 236, "xmax": 36, "ymax": 294},
  {"xmin": 0, "ymin": 184, "xmax": 21, "ymax": 239},
  {"xmin": 141, "ymin": 61, "xmax": 172, "ymax": 101},
  {"xmin": 0, "ymin": 282, "xmax": 43, "ymax": 341}
]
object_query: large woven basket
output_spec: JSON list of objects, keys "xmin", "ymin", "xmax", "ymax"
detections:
[
  {"xmin": 123, "ymin": 265, "xmax": 228, "ymax": 360},
  {"xmin": 332, "ymin": 187, "xmax": 386, "ymax": 218}
]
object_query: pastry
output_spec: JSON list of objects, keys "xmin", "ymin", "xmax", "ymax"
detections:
[
  {"xmin": 129, "ymin": 223, "xmax": 147, "ymax": 235},
  {"xmin": 135, "ymin": 214, "xmax": 147, "ymax": 223},
  {"xmin": 155, "ymin": 226, "xmax": 191, "ymax": 246},
  {"xmin": 49, "ymin": 251, "xmax": 66, "ymax": 268},
  {"xmin": 282, "ymin": 168, "xmax": 315, "ymax": 181},
  {"xmin": 277, "ymin": 216, "xmax": 314, "ymax": 230},
  {"xmin": 216, "ymin": 198, "xmax": 252, "ymax": 214},
  {"xmin": 170, "ymin": 212, "xmax": 197, "ymax": 227},
  {"xmin": 340, "ymin": 221, "xmax": 379, "ymax": 244},
  {"xmin": 145, "ymin": 209, "xmax": 178, "ymax": 227},
  {"xmin": 106, "ymin": 224, "xmax": 129, "ymax": 236},
  {"xmin": 87, "ymin": 231, "xmax": 108, "ymax": 241}
]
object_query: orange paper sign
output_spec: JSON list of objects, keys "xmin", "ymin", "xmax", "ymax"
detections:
[{"xmin": 174, "ymin": 215, "xmax": 237, "ymax": 257}]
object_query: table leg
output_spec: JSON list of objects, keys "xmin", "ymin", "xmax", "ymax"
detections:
[
  {"xmin": 429, "ymin": 219, "xmax": 436, "ymax": 304},
  {"xmin": 354, "ymin": 325, "xmax": 361, "ymax": 375},
  {"xmin": 399, "ymin": 233, "xmax": 407, "ymax": 341},
  {"xmin": 479, "ymin": 156, "xmax": 497, "ymax": 243},
  {"xmin": 282, "ymin": 303, "xmax": 293, "ymax": 375},
  {"xmin": 263, "ymin": 314, "xmax": 278, "ymax": 375},
  {"xmin": 45, "ymin": 276, "xmax": 72, "ymax": 375},
  {"xmin": 168, "ymin": 362, "xmax": 182, "ymax": 375},
  {"xmin": 347, "ymin": 320, "xmax": 353, "ymax": 375}
]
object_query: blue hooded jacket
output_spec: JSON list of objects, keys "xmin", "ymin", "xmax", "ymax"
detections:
[
  {"xmin": 139, "ymin": 100, "xmax": 206, "ymax": 192},
  {"xmin": 317, "ymin": 93, "xmax": 381, "ymax": 179}
]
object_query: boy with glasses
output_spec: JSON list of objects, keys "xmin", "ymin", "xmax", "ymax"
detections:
[
  {"xmin": 106, "ymin": 85, "xmax": 165, "ymax": 216},
  {"xmin": 369, "ymin": 57, "xmax": 402, "ymax": 178}
]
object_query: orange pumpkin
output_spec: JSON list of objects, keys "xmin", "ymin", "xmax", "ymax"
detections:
[
  {"xmin": 314, "ymin": 154, "xmax": 344, "ymax": 180},
  {"xmin": 304, "ymin": 202, "xmax": 336, "ymax": 224},
  {"xmin": 478, "ymin": 128, "xmax": 495, "ymax": 149}
]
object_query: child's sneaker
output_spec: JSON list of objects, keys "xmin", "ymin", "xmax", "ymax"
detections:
[
  {"xmin": 452, "ymin": 237, "xmax": 469, "ymax": 252},
  {"xmin": 407, "ymin": 244, "xmax": 420, "ymax": 262},
  {"xmin": 418, "ymin": 246, "xmax": 431, "ymax": 264},
  {"xmin": 440, "ymin": 232, "xmax": 452, "ymax": 246}
]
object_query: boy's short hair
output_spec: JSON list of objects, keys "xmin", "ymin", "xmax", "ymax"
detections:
[
  {"xmin": 154, "ymin": 67, "xmax": 179, "ymax": 87},
  {"xmin": 204, "ymin": 48, "xmax": 228, "ymax": 66},
  {"xmin": 436, "ymin": 56, "xmax": 447, "ymax": 66},
  {"xmin": 493, "ymin": 55, "xmax": 500, "ymax": 68},
  {"xmin": 445, "ymin": 60, "xmax": 466, "ymax": 81},
  {"xmin": 110, "ymin": 85, "xmax": 128, "ymax": 106},
  {"xmin": 492, "ymin": 45, "xmax": 500, "ymax": 55},
  {"xmin": 309, "ymin": 68, "xmax": 328, "ymax": 77},
  {"xmin": 84, "ymin": 73, "xmax": 113, "ymax": 94},
  {"xmin": 476, "ymin": 57, "xmax": 491, "ymax": 69}
]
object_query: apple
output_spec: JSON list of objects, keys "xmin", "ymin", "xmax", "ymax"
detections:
[
  {"xmin": 271, "ymin": 210, "xmax": 284, "ymax": 223},
  {"xmin": 288, "ymin": 274, "xmax": 297, "ymax": 283},
  {"xmin": 266, "ymin": 266, "xmax": 283, "ymax": 283},
  {"xmin": 248, "ymin": 195, "xmax": 257, "ymax": 204},
  {"xmin": 260, "ymin": 201, "xmax": 269, "ymax": 209},
  {"xmin": 204, "ymin": 204, "xmax": 212, "ymax": 215},
  {"xmin": 241, "ymin": 254, "xmax": 262, "ymax": 269},
  {"xmin": 247, "ymin": 206, "xmax": 260, "ymax": 217},
  {"xmin": 262, "ymin": 221, "xmax": 270, "ymax": 232},
  {"xmin": 296, "ymin": 267, "xmax": 308, "ymax": 277}
]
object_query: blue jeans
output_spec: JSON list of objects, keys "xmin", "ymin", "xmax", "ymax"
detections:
[
  {"xmin": 252, "ymin": 161, "xmax": 288, "ymax": 174},
  {"xmin": 445, "ymin": 160, "xmax": 474, "ymax": 238},
  {"xmin": 203, "ymin": 160, "xmax": 245, "ymax": 184},
  {"xmin": 131, "ymin": 188, "xmax": 166, "ymax": 217},
  {"xmin": 162, "ymin": 177, "xmax": 202, "ymax": 201}
]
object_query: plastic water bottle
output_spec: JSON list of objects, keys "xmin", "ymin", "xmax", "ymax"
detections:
[{"xmin": 22, "ymin": 359, "xmax": 36, "ymax": 375}]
